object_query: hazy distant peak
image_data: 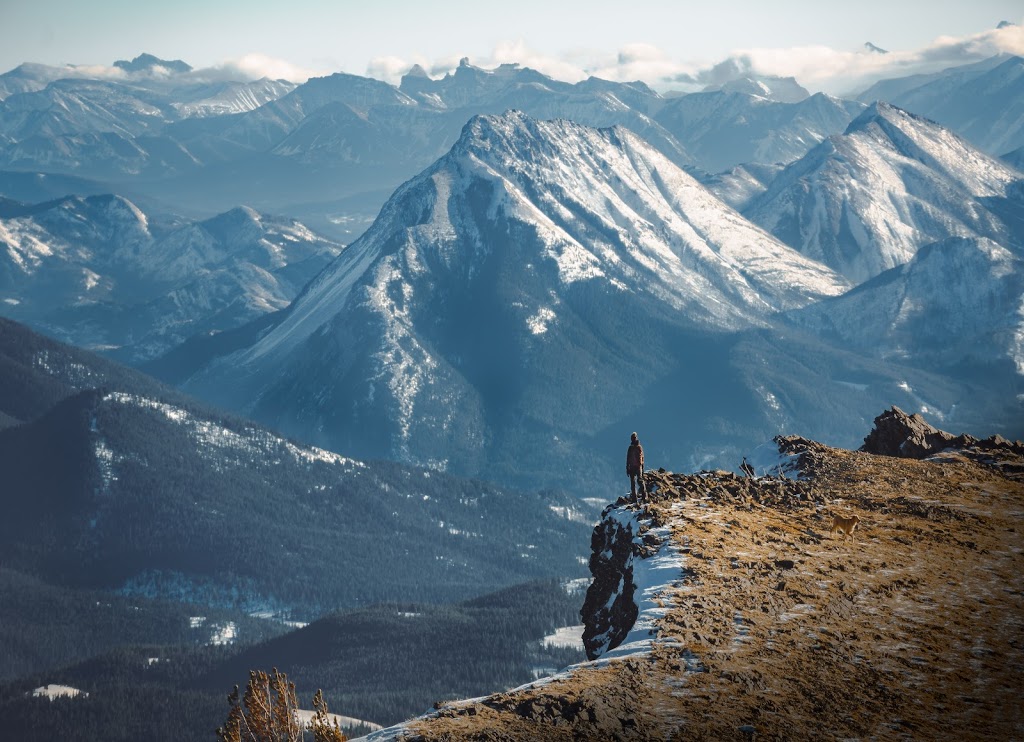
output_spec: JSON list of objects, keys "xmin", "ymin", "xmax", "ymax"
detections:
[
  {"xmin": 864, "ymin": 42, "xmax": 889, "ymax": 54},
  {"xmin": 997, "ymin": 20, "xmax": 1016, "ymax": 29},
  {"xmin": 702, "ymin": 74, "xmax": 809, "ymax": 103},
  {"xmin": 580, "ymin": 75, "xmax": 658, "ymax": 96},
  {"xmin": 113, "ymin": 53, "xmax": 191, "ymax": 74},
  {"xmin": 204, "ymin": 204, "xmax": 262, "ymax": 228},
  {"xmin": 405, "ymin": 63, "xmax": 430, "ymax": 79}
]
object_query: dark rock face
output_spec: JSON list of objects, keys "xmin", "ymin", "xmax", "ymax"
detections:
[
  {"xmin": 580, "ymin": 506, "xmax": 640, "ymax": 660},
  {"xmin": 861, "ymin": 406, "xmax": 1024, "ymax": 460},
  {"xmin": 861, "ymin": 406, "xmax": 958, "ymax": 457}
]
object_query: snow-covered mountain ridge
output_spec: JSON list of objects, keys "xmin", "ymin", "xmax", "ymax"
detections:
[
  {"xmin": 787, "ymin": 236, "xmax": 1024, "ymax": 376},
  {"xmin": 0, "ymin": 194, "xmax": 342, "ymax": 361},
  {"xmin": 181, "ymin": 111, "xmax": 855, "ymax": 487},
  {"xmin": 252, "ymin": 110, "xmax": 847, "ymax": 359},
  {"xmin": 858, "ymin": 54, "xmax": 1024, "ymax": 158},
  {"xmin": 745, "ymin": 101, "xmax": 1024, "ymax": 283}
]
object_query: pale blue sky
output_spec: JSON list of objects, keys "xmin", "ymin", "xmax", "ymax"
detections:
[{"xmin": 1, "ymin": 0, "xmax": 1022, "ymax": 92}]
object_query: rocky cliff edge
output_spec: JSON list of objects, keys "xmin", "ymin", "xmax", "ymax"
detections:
[{"xmin": 361, "ymin": 412, "xmax": 1023, "ymax": 740}]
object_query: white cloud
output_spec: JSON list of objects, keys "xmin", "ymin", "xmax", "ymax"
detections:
[
  {"xmin": 69, "ymin": 64, "xmax": 128, "ymax": 80},
  {"xmin": 205, "ymin": 53, "xmax": 325, "ymax": 83},
  {"xmin": 363, "ymin": 40, "xmax": 696, "ymax": 88},
  {"xmin": 13, "ymin": 54, "xmax": 324, "ymax": 87},
  {"xmin": 366, "ymin": 54, "xmax": 434, "ymax": 84},
  {"xmin": 489, "ymin": 40, "xmax": 589, "ymax": 82},
  {"xmin": 366, "ymin": 42, "xmax": 588, "ymax": 85},
  {"xmin": 679, "ymin": 19, "xmax": 1024, "ymax": 95},
  {"xmin": 359, "ymin": 20, "xmax": 1024, "ymax": 96}
]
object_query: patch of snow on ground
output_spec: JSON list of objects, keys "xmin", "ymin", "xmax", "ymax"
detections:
[
  {"xmin": 33, "ymin": 685, "xmax": 87, "ymax": 700},
  {"xmin": 208, "ymin": 621, "xmax": 237, "ymax": 645},
  {"xmin": 745, "ymin": 440, "xmax": 805, "ymax": 479},
  {"xmin": 563, "ymin": 577, "xmax": 590, "ymax": 594},
  {"xmin": 543, "ymin": 625, "xmax": 585, "ymax": 650},
  {"xmin": 295, "ymin": 709, "xmax": 383, "ymax": 733},
  {"xmin": 778, "ymin": 603, "xmax": 816, "ymax": 623},
  {"xmin": 93, "ymin": 437, "xmax": 119, "ymax": 492},
  {"xmin": 548, "ymin": 503, "xmax": 594, "ymax": 524},
  {"xmin": 599, "ymin": 506, "xmax": 688, "ymax": 660}
]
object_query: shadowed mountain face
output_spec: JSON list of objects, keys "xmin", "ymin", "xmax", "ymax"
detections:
[
  {"xmin": 787, "ymin": 236, "xmax": 1024, "ymax": 377},
  {"xmin": 0, "ymin": 317, "xmax": 590, "ymax": 616},
  {"xmin": 654, "ymin": 90, "xmax": 865, "ymax": 173}
]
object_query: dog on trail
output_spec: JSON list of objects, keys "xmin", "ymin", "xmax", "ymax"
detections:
[{"xmin": 829, "ymin": 514, "xmax": 860, "ymax": 540}]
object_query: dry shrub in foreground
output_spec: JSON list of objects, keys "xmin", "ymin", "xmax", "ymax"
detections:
[{"xmin": 216, "ymin": 668, "xmax": 347, "ymax": 742}]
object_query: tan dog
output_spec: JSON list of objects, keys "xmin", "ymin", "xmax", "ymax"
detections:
[{"xmin": 829, "ymin": 514, "xmax": 860, "ymax": 540}]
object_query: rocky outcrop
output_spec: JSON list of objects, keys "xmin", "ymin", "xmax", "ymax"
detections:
[
  {"xmin": 581, "ymin": 452, "xmax": 837, "ymax": 662},
  {"xmin": 861, "ymin": 406, "xmax": 1024, "ymax": 461},
  {"xmin": 580, "ymin": 505, "xmax": 641, "ymax": 660}
]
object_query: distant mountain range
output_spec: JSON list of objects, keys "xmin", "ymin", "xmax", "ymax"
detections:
[
  {"xmin": 159, "ymin": 108, "xmax": 1021, "ymax": 494},
  {"xmin": 0, "ymin": 195, "xmax": 342, "ymax": 362},
  {"xmin": 0, "ymin": 53, "xmax": 1020, "ymax": 493},
  {"xmin": 0, "ymin": 51, "xmax": 1018, "ymax": 242},
  {"xmin": 856, "ymin": 54, "xmax": 1024, "ymax": 157},
  {"xmin": 654, "ymin": 91, "xmax": 865, "ymax": 174},
  {"xmin": 744, "ymin": 101, "xmax": 1024, "ymax": 284}
]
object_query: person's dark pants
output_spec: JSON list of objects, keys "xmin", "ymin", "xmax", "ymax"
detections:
[{"xmin": 629, "ymin": 468, "xmax": 646, "ymax": 499}]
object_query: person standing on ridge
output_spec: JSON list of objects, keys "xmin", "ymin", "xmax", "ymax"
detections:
[{"xmin": 626, "ymin": 432, "xmax": 646, "ymax": 500}]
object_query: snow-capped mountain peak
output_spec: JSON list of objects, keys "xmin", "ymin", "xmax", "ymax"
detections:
[
  {"xmin": 240, "ymin": 110, "xmax": 848, "ymax": 365},
  {"xmin": 844, "ymin": 101, "xmax": 1018, "ymax": 198},
  {"xmin": 183, "ymin": 111, "xmax": 849, "ymax": 481},
  {"xmin": 745, "ymin": 101, "xmax": 1024, "ymax": 283}
]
